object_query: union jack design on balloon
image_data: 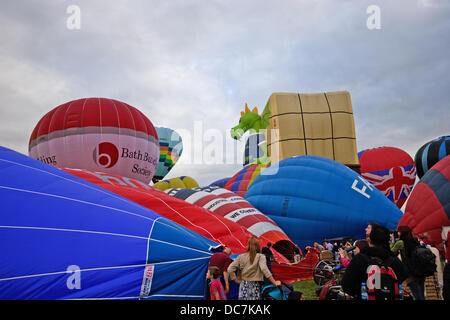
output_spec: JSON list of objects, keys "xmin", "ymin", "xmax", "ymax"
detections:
[
  {"xmin": 358, "ymin": 146, "xmax": 417, "ymax": 209},
  {"xmin": 361, "ymin": 165, "xmax": 416, "ymax": 208}
]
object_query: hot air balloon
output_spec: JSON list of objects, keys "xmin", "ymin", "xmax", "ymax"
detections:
[
  {"xmin": 245, "ymin": 156, "xmax": 403, "ymax": 250},
  {"xmin": 0, "ymin": 146, "xmax": 218, "ymax": 300},
  {"xmin": 165, "ymin": 186, "xmax": 321, "ymax": 282},
  {"xmin": 398, "ymin": 155, "xmax": 450, "ymax": 253},
  {"xmin": 209, "ymin": 177, "xmax": 231, "ymax": 188},
  {"xmin": 28, "ymin": 97, "xmax": 159, "ymax": 184},
  {"xmin": 224, "ymin": 164, "xmax": 269, "ymax": 197},
  {"xmin": 165, "ymin": 186, "xmax": 298, "ymax": 262},
  {"xmin": 62, "ymin": 168, "xmax": 253, "ymax": 254},
  {"xmin": 152, "ymin": 127, "xmax": 183, "ymax": 183},
  {"xmin": 358, "ymin": 146, "xmax": 416, "ymax": 208},
  {"xmin": 243, "ymin": 133, "xmax": 267, "ymax": 166},
  {"xmin": 415, "ymin": 136, "xmax": 450, "ymax": 179},
  {"xmin": 153, "ymin": 176, "xmax": 199, "ymax": 191}
]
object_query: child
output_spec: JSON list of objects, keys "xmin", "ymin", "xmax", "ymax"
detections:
[{"xmin": 207, "ymin": 266, "xmax": 227, "ymax": 300}]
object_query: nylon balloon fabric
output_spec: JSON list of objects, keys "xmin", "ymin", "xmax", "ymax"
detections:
[
  {"xmin": 398, "ymin": 155, "xmax": 450, "ymax": 253},
  {"xmin": 153, "ymin": 176, "xmax": 199, "ymax": 191},
  {"xmin": 153, "ymin": 127, "xmax": 183, "ymax": 182},
  {"xmin": 62, "ymin": 168, "xmax": 252, "ymax": 254},
  {"xmin": 209, "ymin": 177, "xmax": 231, "ymax": 188},
  {"xmin": 0, "ymin": 146, "xmax": 217, "ymax": 300},
  {"xmin": 245, "ymin": 155, "xmax": 403, "ymax": 250},
  {"xmin": 28, "ymin": 98, "xmax": 159, "ymax": 184},
  {"xmin": 358, "ymin": 146, "xmax": 416, "ymax": 208},
  {"xmin": 414, "ymin": 135, "xmax": 450, "ymax": 179},
  {"xmin": 224, "ymin": 164, "xmax": 269, "ymax": 197},
  {"xmin": 165, "ymin": 186, "xmax": 299, "ymax": 263}
]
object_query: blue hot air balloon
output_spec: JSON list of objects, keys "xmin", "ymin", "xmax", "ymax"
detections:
[
  {"xmin": 0, "ymin": 146, "xmax": 217, "ymax": 300},
  {"xmin": 209, "ymin": 177, "xmax": 231, "ymax": 188},
  {"xmin": 153, "ymin": 127, "xmax": 183, "ymax": 183},
  {"xmin": 245, "ymin": 156, "xmax": 403, "ymax": 250}
]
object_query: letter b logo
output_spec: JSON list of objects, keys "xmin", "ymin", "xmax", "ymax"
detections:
[{"xmin": 93, "ymin": 142, "xmax": 119, "ymax": 168}]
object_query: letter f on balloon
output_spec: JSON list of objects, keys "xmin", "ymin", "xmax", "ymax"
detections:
[{"xmin": 351, "ymin": 176, "xmax": 374, "ymax": 199}]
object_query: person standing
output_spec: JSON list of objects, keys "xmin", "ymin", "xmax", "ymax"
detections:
[
  {"xmin": 227, "ymin": 237, "xmax": 281, "ymax": 300},
  {"xmin": 338, "ymin": 240, "xmax": 369, "ymax": 268},
  {"xmin": 393, "ymin": 226, "xmax": 427, "ymax": 300},
  {"xmin": 365, "ymin": 222, "xmax": 381, "ymax": 241},
  {"xmin": 207, "ymin": 266, "xmax": 227, "ymax": 300},
  {"xmin": 442, "ymin": 230, "xmax": 450, "ymax": 301},
  {"xmin": 209, "ymin": 247, "xmax": 232, "ymax": 294},
  {"xmin": 261, "ymin": 242, "xmax": 274, "ymax": 272},
  {"xmin": 326, "ymin": 241, "xmax": 334, "ymax": 252},
  {"xmin": 341, "ymin": 225, "xmax": 407, "ymax": 300}
]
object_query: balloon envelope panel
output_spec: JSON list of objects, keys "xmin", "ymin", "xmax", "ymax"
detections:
[
  {"xmin": 358, "ymin": 146, "xmax": 416, "ymax": 208},
  {"xmin": 209, "ymin": 177, "xmax": 231, "ymax": 188},
  {"xmin": 28, "ymin": 98, "xmax": 159, "ymax": 184},
  {"xmin": 166, "ymin": 186, "xmax": 298, "ymax": 263},
  {"xmin": 414, "ymin": 136, "xmax": 450, "ymax": 179},
  {"xmin": 153, "ymin": 127, "xmax": 183, "ymax": 182},
  {"xmin": 0, "ymin": 146, "xmax": 216, "ymax": 300},
  {"xmin": 153, "ymin": 176, "xmax": 199, "ymax": 191},
  {"xmin": 398, "ymin": 155, "xmax": 450, "ymax": 252},
  {"xmin": 62, "ymin": 168, "xmax": 252, "ymax": 254},
  {"xmin": 224, "ymin": 164, "xmax": 269, "ymax": 197},
  {"xmin": 245, "ymin": 156, "xmax": 403, "ymax": 250}
]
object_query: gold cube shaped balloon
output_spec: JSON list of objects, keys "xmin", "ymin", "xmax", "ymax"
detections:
[{"xmin": 266, "ymin": 91, "xmax": 359, "ymax": 169}]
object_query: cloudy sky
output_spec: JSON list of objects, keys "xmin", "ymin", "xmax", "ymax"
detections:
[{"xmin": 0, "ymin": 0, "xmax": 449, "ymax": 185}]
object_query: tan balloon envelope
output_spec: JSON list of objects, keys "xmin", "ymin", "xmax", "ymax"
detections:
[{"xmin": 266, "ymin": 91, "xmax": 359, "ymax": 171}]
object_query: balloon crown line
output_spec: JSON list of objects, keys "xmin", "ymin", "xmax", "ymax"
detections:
[{"xmin": 240, "ymin": 103, "xmax": 259, "ymax": 116}]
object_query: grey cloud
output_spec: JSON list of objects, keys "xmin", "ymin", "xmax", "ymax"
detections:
[{"xmin": 0, "ymin": 0, "xmax": 449, "ymax": 184}]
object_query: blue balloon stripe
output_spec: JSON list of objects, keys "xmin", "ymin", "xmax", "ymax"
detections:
[
  {"xmin": 0, "ymin": 185, "xmax": 157, "ymax": 222},
  {"xmin": 0, "ymin": 225, "xmax": 149, "ymax": 241},
  {"xmin": 421, "ymin": 143, "xmax": 431, "ymax": 175},
  {"xmin": 231, "ymin": 166, "xmax": 250, "ymax": 193},
  {"xmin": 0, "ymin": 226, "xmax": 149, "ymax": 279},
  {"xmin": 0, "ymin": 187, "xmax": 155, "ymax": 239},
  {"xmin": 0, "ymin": 265, "xmax": 146, "ymax": 300},
  {"xmin": 438, "ymin": 138, "xmax": 449, "ymax": 160}
]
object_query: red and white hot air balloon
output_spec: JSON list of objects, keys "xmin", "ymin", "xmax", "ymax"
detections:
[{"xmin": 28, "ymin": 97, "xmax": 159, "ymax": 184}]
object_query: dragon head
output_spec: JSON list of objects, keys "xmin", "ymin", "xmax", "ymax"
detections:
[{"xmin": 230, "ymin": 103, "xmax": 261, "ymax": 140}]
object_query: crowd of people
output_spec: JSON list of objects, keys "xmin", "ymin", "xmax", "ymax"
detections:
[
  {"xmin": 206, "ymin": 223, "xmax": 450, "ymax": 301},
  {"xmin": 309, "ymin": 223, "xmax": 449, "ymax": 300}
]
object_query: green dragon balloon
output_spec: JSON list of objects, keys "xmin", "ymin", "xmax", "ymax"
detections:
[{"xmin": 231, "ymin": 103, "xmax": 271, "ymax": 166}]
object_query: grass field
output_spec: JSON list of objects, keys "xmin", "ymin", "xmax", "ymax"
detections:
[{"xmin": 293, "ymin": 279, "xmax": 318, "ymax": 300}]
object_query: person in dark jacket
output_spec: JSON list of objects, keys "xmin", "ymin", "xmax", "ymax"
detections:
[
  {"xmin": 443, "ymin": 235, "xmax": 450, "ymax": 301},
  {"xmin": 444, "ymin": 262, "xmax": 450, "ymax": 301},
  {"xmin": 395, "ymin": 225, "xmax": 426, "ymax": 300},
  {"xmin": 341, "ymin": 224, "xmax": 408, "ymax": 299},
  {"xmin": 261, "ymin": 242, "xmax": 274, "ymax": 273}
]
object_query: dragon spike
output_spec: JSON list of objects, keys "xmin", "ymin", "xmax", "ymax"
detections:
[
  {"xmin": 252, "ymin": 107, "xmax": 258, "ymax": 113},
  {"xmin": 245, "ymin": 103, "xmax": 250, "ymax": 113},
  {"xmin": 240, "ymin": 111, "xmax": 245, "ymax": 116}
]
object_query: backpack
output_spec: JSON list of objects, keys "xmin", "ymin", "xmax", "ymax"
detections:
[
  {"xmin": 360, "ymin": 254, "xmax": 400, "ymax": 300},
  {"xmin": 261, "ymin": 283, "xmax": 292, "ymax": 300},
  {"xmin": 405, "ymin": 246, "xmax": 437, "ymax": 278}
]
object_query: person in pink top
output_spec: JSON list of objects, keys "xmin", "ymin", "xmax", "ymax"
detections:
[
  {"xmin": 339, "ymin": 240, "xmax": 369, "ymax": 268},
  {"xmin": 207, "ymin": 266, "xmax": 227, "ymax": 300}
]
